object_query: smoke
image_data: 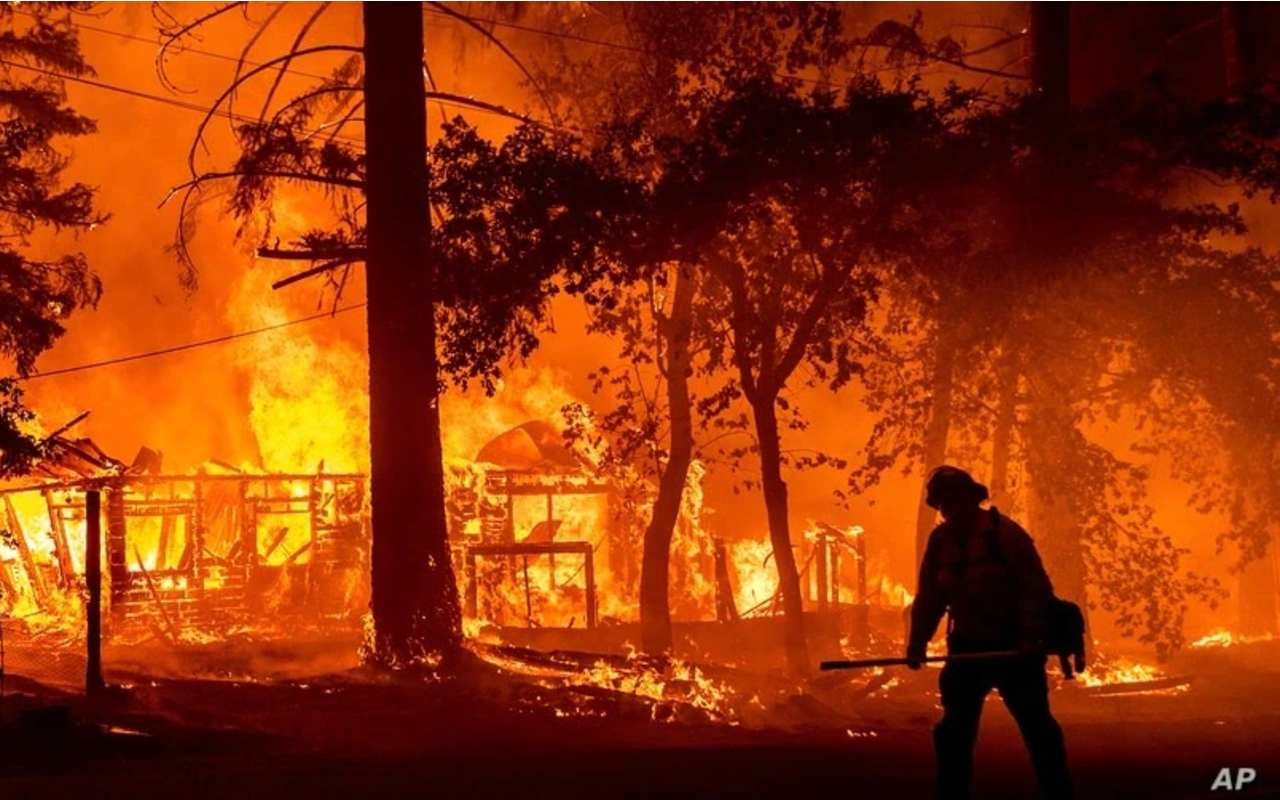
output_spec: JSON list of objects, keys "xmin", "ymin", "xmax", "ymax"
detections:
[{"xmin": 9, "ymin": 3, "xmax": 1271, "ymax": 650}]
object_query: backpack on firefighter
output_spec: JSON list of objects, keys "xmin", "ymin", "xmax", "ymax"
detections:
[{"xmin": 985, "ymin": 508, "xmax": 1087, "ymax": 678}]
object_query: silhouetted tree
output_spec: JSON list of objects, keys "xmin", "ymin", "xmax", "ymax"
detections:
[
  {"xmin": 648, "ymin": 77, "xmax": 972, "ymax": 673},
  {"xmin": 161, "ymin": 2, "xmax": 633, "ymax": 667},
  {"xmin": 0, "ymin": 3, "xmax": 104, "ymax": 476},
  {"xmin": 542, "ymin": 4, "xmax": 853, "ymax": 656},
  {"xmin": 851, "ymin": 9, "xmax": 1280, "ymax": 655}
]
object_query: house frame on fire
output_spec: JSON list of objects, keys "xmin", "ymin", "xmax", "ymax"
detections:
[
  {"xmin": 0, "ymin": 440, "xmax": 366, "ymax": 630},
  {"xmin": 449, "ymin": 420, "xmax": 618, "ymax": 630}
]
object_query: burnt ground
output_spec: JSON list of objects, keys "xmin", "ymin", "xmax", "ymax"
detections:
[{"xmin": 1, "ymin": 638, "xmax": 1278, "ymax": 799}]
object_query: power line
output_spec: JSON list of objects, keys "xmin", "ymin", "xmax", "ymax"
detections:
[
  {"xmin": 18, "ymin": 7, "xmax": 334, "ymax": 83},
  {"xmin": 35, "ymin": 10, "xmax": 568, "ymax": 133},
  {"xmin": 21, "ymin": 302, "xmax": 367, "ymax": 381},
  {"xmin": 425, "ymin": 5, "xmax": 1026, "ymax": 85},
  {"xmin": 425, "ymin": 7, "xmax": 646, "ymax": 57},
  {"xmin": 51, "ymin": 7, "xmax": 852, "ymax": 136},
  {"xmin": 422, "ymin": 5, "xmax": 855, "ymax": 90},
  {"xmin": 0, "ymin": 57, "xmax": 252, "ymax": 123},
  {"xmin": 0, "ymin": 56, "xmax": 368, "ymax": 147}
]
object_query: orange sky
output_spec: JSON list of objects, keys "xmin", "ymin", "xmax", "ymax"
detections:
[{"xmin": 9, "ymin": 3, "xmax": 1259, "ymax": 644}]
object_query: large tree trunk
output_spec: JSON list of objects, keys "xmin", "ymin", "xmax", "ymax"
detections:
[
  {"xmin": 1237, "ymin": 487, "xmax": 1279, "ymax": 637},
  {"xmin": 1030, "ymin": 2, "xmax": 1070, "ymax": 119},
  {"xmin": 989, "ymin": 358, "xmax": 1019, "ymax": 509},
  {"xmin": 1024, "ymin": 0, "xmax": 1088, "ymax": 610},
  {"xmin": 1222, "ymin": 6, "xmax": 1278, "ymax": 637},
  {"xmin": 1025, "ymin": 399, "xmax": 1087, "ymax": 607},
  {"xmin": 639, "ymin": 265, "xmax": 697, "ymax": 654},
  {"xmin": 1239, "ymin": 536, "xmax": 1279, "ymax": 636},
  {"xmin": 751, "ymin": 394, "xmax": 809, "ymax": 674},
  {"xmin": 914, "ymin": 323, "xmax": 958, "ymax": 564},
  {"xmin": 1222, "ymin": 2, "xmax": 1260, "ymax": 94},
  {"xmin": 363, "ymin": 3, "xmax": 462, "ymax": 666}
]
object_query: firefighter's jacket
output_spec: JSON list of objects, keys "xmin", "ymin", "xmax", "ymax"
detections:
[{"xmin": 908, "ymin": 508, "xmax": 1055, "ymax": 656}]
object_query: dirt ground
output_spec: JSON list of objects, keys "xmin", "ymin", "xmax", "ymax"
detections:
[{"xmin": 1, "ymin": 637, "xmax": 1278, "ymax": 799}]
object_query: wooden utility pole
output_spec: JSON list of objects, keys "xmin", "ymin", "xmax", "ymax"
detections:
[
  {"xmin": 1030, "ymin": 2, "xmax": 1071, "ymax": 119},
  {"xmin": 85, "ymin": 489, "xmax": 104, "ymax": 694}
]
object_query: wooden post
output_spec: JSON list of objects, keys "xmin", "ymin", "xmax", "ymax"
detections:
[
  {"xmin": 504, "ymin": 488, "xmax": 515, "ymax": 542},
  {"xmin": 240, "ymin": 480, "xmax": 257, "ymax": 564},
  {"xmin": 830, "ymin": 542, "xmax": 840, "ymax": 605},
  {"xmin": 521, "ymin": 555, "xmax": 533, "ymax": 627},
  {"xmin": 42, "ymin": 490, "xmax": 75, "ymax": 588},
  {"xmin": 85, "ymin": 489, "xmax": 105, "ymax": 694},
  {"xmin": 545, "ymin": 493, "xmax": 555, "ymax": 588},
  {"xmin": 307, "ymin": 477, "xmax": 321, "ymax": 603},
  {"xmin": 583, "ymin": 546, "xmax": 597, "ymax": 629},
  {"xmin": 155, "ymin": 515, "xmax": 174, "ymax": 571},
  {"xmin": 855, "ymin": 531, "xmax": 867, "ymax": 604},
  {"xmin": 105, "ymin": 484, "xmax": 129, "ymax": 610},
  {"xmin": 465, "ymin": 549, "xmax": 478, "ymax": 619},
  {"xmin": 853, "ymin": 529, "xmax": 869, "ymax": 647},
  {"xmin": 815, "ymin": 536, "xmax": 829, "ymax": 610},
  {"xmin": 712, "ymin": 537, "xmax": 740, "ymax": 622},
  {"xmin": 191, "ymin": 478, "xmax": 205, "ymax": 593}
]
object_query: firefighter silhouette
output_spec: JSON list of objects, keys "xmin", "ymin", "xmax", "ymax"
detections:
[{"xmin": 907, "ymin": 465, "xmax": 1073, "ymax": 800}]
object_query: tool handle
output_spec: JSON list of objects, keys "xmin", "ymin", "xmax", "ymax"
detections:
[{"xmin": 819, "ymin": 650, "xmax": 1023, "ymax": 671}]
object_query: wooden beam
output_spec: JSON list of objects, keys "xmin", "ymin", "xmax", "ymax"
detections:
[
  {"xmin": 4, "ymin": 495, "xmax": 49, "ymax": 607},
  {"xmin": 42, "ymin": 490, "xmax": 75, "ymax": 588},
  {"xmin": 132, "ymin": 545, "xmax": 179, "ymax": 642}
]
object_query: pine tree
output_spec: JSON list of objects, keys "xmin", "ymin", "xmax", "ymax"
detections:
[{"xmin": 0, "ymin": 3, "xmax": 105, "ymax": 475}]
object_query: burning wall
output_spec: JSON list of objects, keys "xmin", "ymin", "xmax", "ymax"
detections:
[{"xmin": 0, "ymin": 469, "xmax": 367, "ymax": 639}]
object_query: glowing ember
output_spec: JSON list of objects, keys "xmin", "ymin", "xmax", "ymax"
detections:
[
  {"xmin": 1071, "ymin": 656, "xmax": 1190, "ymax": 696},
  {"xmin": 1190, "ymin": 629, "xmax": 1276, "ymax": 649},
  {"xmin": 571, "ymin": 649, "xmax": 737, "ymax": 722},
  {"xmin": 1076, "ymin": 658, "xmax": 1163, "ymax": 687}
]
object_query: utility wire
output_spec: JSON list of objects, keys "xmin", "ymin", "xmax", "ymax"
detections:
[
  {"xmin": 425, "ymin": 7, "xmax": 646, "ymax": 56},
  {"xmin": 16, "ymin": 7, "xmax": 333, "ymax": 83},
  {"xmin": 422, "ymin": 6, "xmax": 1022, "ymax": 86},
  {"xmin": 421, "ymin": 6, "xmax": 847, "ymax": 89},
  {"xmin": 0, "ymin": 57, "xmax": 257, "ymax": 124},
  {"xmin": 15, "ymin": 7, "xmax": 976, "ymax": 142},
  {"xmin": 0, "ymin": 56, "xmax": 368, "ymax": 146},
  {"xmin": 23, "ymin": 9, "xmax": 571, "ymax": 133},
  {"xmin": 20, "ymin": 303, "xmax": 367, "ymax": 382}
]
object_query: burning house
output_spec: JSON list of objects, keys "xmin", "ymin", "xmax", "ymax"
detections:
[
  {"xmin": 449, "ymin": 420, "xmax": 614, "ymax": 632},
  {"xmin": 0, "ymin": 435, "xmax": 367, "ymax": 639},
  {"xmin": 0, "ymin": 416, "xmax": 920, "ymax": 670}
]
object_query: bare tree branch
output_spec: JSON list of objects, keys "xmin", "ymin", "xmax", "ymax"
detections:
[
  {"xmin": 426, "ymin": 1, "xmax": 560, "ymax": 123},
  {"xmin": 163, "ymin": 169, "xmax": 364, "ymax": 204},
  {"xmin": 186, "ymin": 44, "xmax": 364, "ymax": 180},
  {"xmin": 258, "ymin": 2, "xmax": 332, "ymax": 125},
  {"xmin": 228, "ymin": 2, "xmax": 287, "ymax": 130},
  {"xmin": 258, "ymin": 246, "xmax": 366, "ymax": 261},
  {"xmin": 271, "ymin": 256, "xmax": 364, "ymax": 290},
  {"xmin": 154, "ymin": 1, "xmax": 248, "ymax": 94},
  {"xmin": 424, "ymin": 91, "xmax": 541, "ymax": 126}
]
